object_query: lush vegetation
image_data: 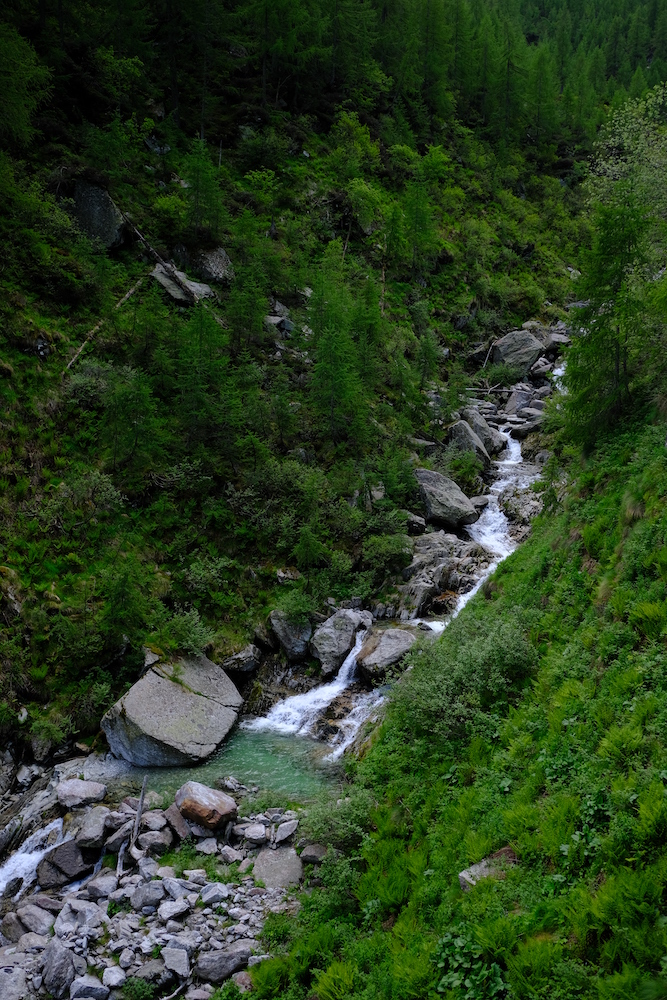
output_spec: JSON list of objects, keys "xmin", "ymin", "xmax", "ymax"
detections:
[{"xmin": 4, "ymin": 1, "xmax": 667, "ymax": 995}]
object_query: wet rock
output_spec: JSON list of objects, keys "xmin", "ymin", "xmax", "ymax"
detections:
[
  {"xmin": 491, "ymin": 330, "xmax": 544, "ymax": 370},
  {"xmin": 357, "ymin": 629, "xmax": 416, "ymax": 682},
  {"xmin": 101, "ymin": 656, "xmax": 243, "ymax": 766},
  {"xmin": 73, "ymin": 181, "xmax": 124, "ymax": 248},
  {"xmin": 448, "ymin": 420, "xmax": 491, "ymax": 469},
  {"xmin": 175, "ymin": 781, "xmax": 237, "ymax": 829},
  {"xmin": 222, "ymin": 644, "xmax": 262, "ymax": 675},
  {"xmin": 268, "ymin": 611, "xmax": 312, "ymax": 662},
  {"xmin": 462, "ymin": 408, "xmax": 505, "ymax": 456},
  {"xmin": 76, "ymin": 806, "xmax": 111, "ymax": 850},
  {"xmin": 310, "ymin": 609, "xmax": 372, "ymax": 678},
  {"xmin": 57, "ymin": 778, "xmax": 107, "ymax": 809},
  {"xmin": 42, "ymin": 937, "xmax": 76, "ymax": 998},
  {"xmin": 196, "ymin": 940, "xmax": 253, "ymax": 982},
  {"xmin": 252, "ymin": 847, "xmax": 303, "ymax": 888},
  {"xmin": 16, "ymin": 902, "xmax": 55, "ymax": 935},
  {"xmin": 414, "ymin": 469, "xmax": 478, "ymax": 528},
  {"xmin": 37, "ymin": 841, "xmax": 92, "ymax": 889}
]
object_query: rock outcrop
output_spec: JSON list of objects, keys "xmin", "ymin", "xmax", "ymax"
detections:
[
  {"xmin": 462, "ymin": 407, "xmax": 505, "ymax": 456},
  {"xmin": 398, "ymin": 531, "xmax": 493, "ymax": 616},
  {"xmin": 101, "ymin": 656, "xmax": 243, "ymax": 766},
  {"xmin": 414, "ymin": 468, "xmax": 479, "ymax": 528},
  {"xmin": 309, "ymin": 609, "xmax": 372, "ymax": 677}
]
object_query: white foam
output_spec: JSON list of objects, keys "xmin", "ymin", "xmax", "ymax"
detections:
[
  {"xmin": 0, "ymin": 818, "xmax": 65, "ymax": 898},
  {"xmin": 243, "ymin": 630, "xmax": 368, "ymax": 738}
]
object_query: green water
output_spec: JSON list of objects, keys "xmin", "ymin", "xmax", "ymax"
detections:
[{"xmin": 122, "ymin": 729, "xmax": 338, "ymax": 804}]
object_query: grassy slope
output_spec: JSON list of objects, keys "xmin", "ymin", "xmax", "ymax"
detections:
[{"xmin": 247, "ymin": 418, "xmax": 667, "ymax": 999}]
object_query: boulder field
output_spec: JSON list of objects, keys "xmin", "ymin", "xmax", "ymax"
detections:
[{"xmin": 0, "ymin": 775, "xmax": 328, "ymax": 999}]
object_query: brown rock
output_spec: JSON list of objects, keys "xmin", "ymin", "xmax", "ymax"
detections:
[{"xmin": 174, "ymin": 781, "xmax": 237, "ymax": 830}]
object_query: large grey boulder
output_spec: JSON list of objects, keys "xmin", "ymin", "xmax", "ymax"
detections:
[
  {"xmin": 196, "ymin": 940, "xmax": 253, "ymax": 982},
  {"xmin": 504, "ymin": 387, "xmax": 532, "ymax": 415},
  {"xmin": 491, "ymin": 330, "xmax": 544, "ymax": 370},
  {"xmin": 448, "ymin": 420, "xmax": 491, "ymax": 468},
  {"xmin": 37, "ymin": 841, "xmax": 92, "ymax": 889},
  {"xmin": 414, "ymin": 468, "xmax": 479, "ymax": 528},
  {"xmin": 310, "ymin": 609, "xmax": 373, "ymax": 677},
  {"xmin": 357, "ymin": 629, "xmax": 416, "ymax": 682},
  {"xmin": 73, "ymin": 181, "xmax": 124, "ymax": 248},
  {"xmin": 42, "ymin": 937, "xmax": 76, "ymax": 999},
  {"xmin": 462, "ymin": 408, "xmax": 505, "ymax": 456},
  {"xmin": 269, "ymin": 611, "xmax": 312, "ymax": 661},
  {"xmin": 101, "ymin": 656, "xmax": 243, "ymax": 766}
]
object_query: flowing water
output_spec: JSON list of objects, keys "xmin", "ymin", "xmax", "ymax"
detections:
[
  {"xmin": 234, "ymin": 429, "xmax": 539, "ymax": 775},
  {"xmin": 0, "ymin": 818, "xmax": 65, "ymax": 898}
]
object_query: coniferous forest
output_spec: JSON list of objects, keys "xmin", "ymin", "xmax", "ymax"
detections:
[{"xmin": 4, "ymin": 0, "xmax": 667, "ymax": 997}]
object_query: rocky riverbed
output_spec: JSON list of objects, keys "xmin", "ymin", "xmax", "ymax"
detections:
[{"xmin": 0, "ymin": 775, "xmax": 326, "ymax": 999}]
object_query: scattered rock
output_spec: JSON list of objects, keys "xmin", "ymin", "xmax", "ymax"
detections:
[
  {"xmin": 200, "ymin": 883, "xmax": 229, "ymax": 906},
  {"xmin": 175, "ymin": 780, "xmax": 238, "ymax": 829},
  {"xmin": 449, "ymin": 420, "xmax": 491, "ymax": 469},
  {"xmin": 137, "ymin": 828, "xmax": 174, "ymax": 853},
  {"xmin": 275, "ymin": 819, "xmax": 298, "ymax": 843},
  {"xmin": 102, "ymin": 967, "xmax": 126, "ymax": 989},
  {"xmin": 462, "ymin": 408, "xmax": 505, "ymax": 456},
  {"xmin": 101, "ymin": 656, "xmax": 243, "ymax": 766},
  {"xmin": 1, "ymin": 911, "xmax": 26, "ymax": 942},
  {"xmin": 164, "ymin": 802, "xmax": 192, "ymax": 840},
  {"xmin": 220, "ymin": 845, "xmax": 243, "ymax": 864},
  {"xmin": 459, "ymin": 848, "xmax": 517, "ymax": 891},
  {"xmin": 402, "ymin": 510, "xmax": 426, "ymax": 535},
  {"xmin": 163, "ymin": 945, "xmax": 190, "ymax": 977},
  {"xmin": 130, "ymin": 881, "xmax": 165, "ymax": 910},
  {"xmin": 196, "ymin": 247, "xmax": 235, "ymax": 285},
  {"xmin": 152, "ymin": 263, "xmax": 214, "ymax": 304},
  {"xmin": 158, "ymin": 897, "xmax": 190, "ymax": 922},
  {"xmin": 86, "ymin": 872, "xmax": 118, "ymax": 900},
  {"xmin": 57, "ymin": 778, "xmax": 107, "ymax": 809},
  {"xmin": 0, "ymin": 967, "xmax": 27, "ymax": 1000},
  {"xmin": 70, "ymin": 974, "xmax": 109, "ymax": 1000},
  {"xmin": 16, "ymin": 902, "xmax": 55, "ymax": 935},
  {"xmin": 414, "ymin": 469, "xmax": 478, "ymax": 528},
  {"xmin": 357, "ymin": 629, "xmax": 416, "ymax": 682}
]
